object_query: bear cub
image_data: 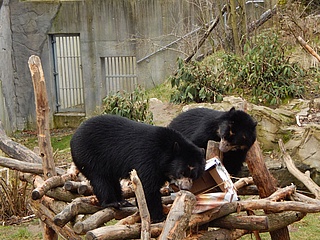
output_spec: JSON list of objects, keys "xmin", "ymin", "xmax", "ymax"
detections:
[
  {"xmin": 168, "ymin": 107, "xmax": 257, "ymax": 175},
  {"xmin": 70, "ymin": 114, "xmax": 205, "ymax": 223}
]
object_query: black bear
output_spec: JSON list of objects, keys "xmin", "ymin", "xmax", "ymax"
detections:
[
  {"xmin": 70, "ymin": 114, "xmax": 205, "ymax": 223},
  {"xmin": 168, "ymin": 107, "xmax": 257, "ymax": 175}
]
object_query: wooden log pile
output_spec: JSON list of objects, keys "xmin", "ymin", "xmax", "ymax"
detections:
[{"xmin": 0, "ymin": 55, "xmax": 320, "ymax": 239}]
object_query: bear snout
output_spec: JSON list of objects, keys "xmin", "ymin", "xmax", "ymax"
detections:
[{"xmin": 175, "ymin": 177, "xmax": 193, "ymax": 190}]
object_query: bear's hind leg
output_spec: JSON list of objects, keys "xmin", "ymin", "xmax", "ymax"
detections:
[{"xmin": 90, "ymin": 176, "xmax": 123, "ymax": 208}]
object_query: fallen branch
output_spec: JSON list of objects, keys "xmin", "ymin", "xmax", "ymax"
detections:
[
  {"xmin": 297, "ymin": 36, "xmax": 320, "ymax": 62},
  {"xmin": 32, "ymin": 172, "xmax": 79, "ymax": 200},
  {"xmin": 278, "ymin": 139, "xmax": 320, "ymax": 199},
  {"xmin": 0, "ymin": 121, "xmax": 41, "ymax": 163},
  {"xmin": 74, "ymin": 208, "xmax": 115, "ymax": 235},
  {"xmin": 0, "ymin": 156, "xmax": 65, "ymax": 175},
  {"xmin": 54, "ymin": 196, "xmax": 102, "ymax": 227},
  {"xmin": 64, "ymin": 180, "xmax": 93, "ymax": 195},
  {"xmin": 87, "ymin": 222, "xmax": 164, "ymax": 240},
  {"xmin": 209, "ymin": 211, "xmax": 305, "ymax": 231}
]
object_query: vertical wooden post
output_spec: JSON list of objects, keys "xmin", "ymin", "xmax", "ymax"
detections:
[
  {"xmin": 28, "ymin": 55, "xmax": 58, "ymax": 240},
  {"xmin": 246, "ymin": 142, "xmax": 290, "ymax": 240},
  {"xmin": 242, "ymin": 101, "xmax": 290, "ymax": 239}
]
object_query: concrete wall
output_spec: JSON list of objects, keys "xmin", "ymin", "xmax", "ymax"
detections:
[
  {"xmin": 1, "ymin": 0, "xmax": 201, "ymax": 133},
  {"xmin": 0, "ymin": 0, "xmax": 267, "ymax": 133}
]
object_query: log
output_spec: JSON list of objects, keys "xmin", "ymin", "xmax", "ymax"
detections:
[
  {"xmin": 29, "ymin": 54, "xmax": 57, "ymax": 239},
  {"xmin": 74, "ymin": 208, "xmax": 115, "ymax": 235},
  {"xmin": 245, "ymin": 140, "xmax": 290, "ymax": 240},
  {"xmin": 209, "ymin": 214, "xmax": 268, "ymax": 231},
  {"xmin": 116, "ymin": 211, "xmax": 141, "ymax": 225},
  {"xmin": 0, "ymin": 121, "xmax": 41, "ymax": 163},
  {"xmin": 189, "ymin": 228, "xmax": 248, "ymax": 240},
  {"xmin": 209, "ymin": 211, "xmax": 305, "ymax": 231},
  {"xmin": 64, "ymin": 180, "xmax": 93, "ymax": 195},
  {"xmin": 54, "ymin": 196, "xmax": 102, "ymax": 227},
  {"xmin": 130, "ymin": 169, "xmax": 151, "ymax": 240},
  {"xmin": 20, "ymin": 173, "xmax": 81, "ymax": 202},
  {"xmin": 297, "ymin": 36, "xmax": 320, "ymax": 62},
  {"xmin": 86, "ymin": 223, "xmax": 164, "ymax": 240},
  {"xmin": 0, "ymin": 155, "xmax": 65, "ymax": 175},
  {"xmin": 159, "ymin": 190, "xmax": 197, "ymax": 240},
  {"xmin": 189, "ymin": 184, "xmax": 320, "ymax": 230},
  {"xmin": 28, "ymin": 55, "xmax": 56, "ymax": 179},
  {"xmin": 32, "ymin": 172, "xmax": 79, "ymax": 200},
  {"xmin": 278, "ymin": 139, "xmax": 320, "ymax": 199},
  {"xmin": 29, "ymin": 198, "xmax": 82, "ymax": 240}
]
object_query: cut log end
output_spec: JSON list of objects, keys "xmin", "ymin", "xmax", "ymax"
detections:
[{"xmin": 32, "ymin": 190, "xmax": 41, "ymax": 200}]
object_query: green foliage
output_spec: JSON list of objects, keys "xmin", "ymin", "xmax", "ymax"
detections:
[
  {"xmin": 102, "ymin": 86, "xmax": 153, "ymax": 124},
  {"xmin": 170, "ymin": 33, "xmax": 308, "ymax": 106},
  {"xmin": 170, "ymin": 58, "xmax": 225, "ymax": 104},
  {"xmin": 223, "ymin": 33, "xmax": 306, "ymax": 105}
]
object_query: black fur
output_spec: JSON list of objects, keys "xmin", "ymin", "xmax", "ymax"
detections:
[
  {"xmin": 70, "ymin": 115, "xmax": 205, "ymax": 222},
  {"xmin": 168, "ymin": 107, "xmax": 257, "ymax": 175}
]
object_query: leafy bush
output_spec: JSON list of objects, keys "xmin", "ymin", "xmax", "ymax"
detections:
[
  {"xmin": 102, "ymin": 86, "xmax": 153, "ymax": 124},
  {"xmin": 170, "ymin": 33, "xmax": 308, "ymax": 106},
  {"xmin": 170, "ymin": 58, "xmax": 226, "ymax": 104},
  {"xmin": 223, "ymin": 33, "xmax": 306, "ymax": 105}
]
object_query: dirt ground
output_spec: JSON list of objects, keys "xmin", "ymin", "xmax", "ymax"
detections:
[{"xmin": 149, "ymin": 98, "xmax": 183, "ymax": 126}]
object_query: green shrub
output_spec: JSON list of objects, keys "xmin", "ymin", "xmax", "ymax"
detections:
[
  {"xmin": 169, "ymin": 33, "xmax": 308, "ymax": 106},
  {"xmin": 170, "ymin": 58, "xmax": 226, "ymax": 104},
  {"xmin": 102, "ymin": 86, "xmax": 153, "ymax": 124},
  {"xmin": 223, "ymin": 33, "xmax": 306, "ymax": 105}
]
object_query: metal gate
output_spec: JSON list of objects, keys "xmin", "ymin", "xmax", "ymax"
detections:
[
  {"xmin": 51, "ymin": 35, "xmax": 84, "ymax": 112},
  {"xmin": 103, "ymin": 56, "xmax": 137, "ymax": 95}
]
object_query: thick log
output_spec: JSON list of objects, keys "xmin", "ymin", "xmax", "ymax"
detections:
[
  {"xmin": 86, "ymin": 223, "xmax": 164, "ymax": 240},
  {"xmin": 130, "ymin": 169, "xmax": 151, "ymax": 240},
  {"xmin": 116, "ymin": 211, "xmax": 141, "ymax": 225},
  {"xmin": 20, "ymin": 173, "xmax": 81, "ymax": 202},
  {"xmin": 64, "ymin": 180, "xmax": 93, "ymax": 195},
  {"xmin": 74, "ymin": 208, "xmax": 115, "ymax": 235},
  {"xmin": 159, "ymin": 190, "xmax": 196, "ymax": 240},
  {"xmin": 279, "ymin": 139, "xmax": 320, "ymax": 199},
  {"xmin": 245, "ymin": 140, "xmax": 290, "ymax": 240},
  {"xmin": 189, "ymin": 186, "xmax": 320, "ymax": 230},
  {"xmin": 32, "ymin": 172, "xmax": 79, "ymax": 200},
  {"xmin": 0, "ymin": 155, "xmax": 65, "ymax": 175},
  {"xmin": 54, "ymin": 196, "xmax": 102, "ymax": 227},
  {"xmin": 190, "ymin": 228, "xmax": 248, "ymax": 240},
  {"xmin": 0, "ymin": 121, "xmax": 41, "ymax": 163},
  {"xmin": 29, "ymin": 199, "xmax": 82, "ymax": 240},
  {"xmin": 209, "ymin": 214, "xmax": 268, "ymax": 231},
  {"xmin": 28, "ymin": 55, "xmax": 56, "ymax": 179},
  {"xmin": 209, "ymin": 211, "xmax": 305, "ymax": 231}
]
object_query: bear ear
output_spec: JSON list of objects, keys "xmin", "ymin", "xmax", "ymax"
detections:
[
  {"xmin": 173, "ymin": 142, "xmax": 181, "ymax": 154},
  {"xmin": 229, "ymin": 107, "xmax": 236, "ymax": 113}
]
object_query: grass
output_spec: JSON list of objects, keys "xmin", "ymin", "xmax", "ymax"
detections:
[
  {"xmin": 0, "ymin": 220, "xmax": 42, "ymax": 240},
  {"xmin": 240, "ymin": 212, "xmax": 320, "ymax": 239}
]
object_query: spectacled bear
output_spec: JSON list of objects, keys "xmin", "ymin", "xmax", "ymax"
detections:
[
  {"xmin": 70, "ymin": 114, "xmax": 205, "ymax": 223},
  {"xmin": 168, "ymin": 107, "xmax": 257, "ymax": 175}
]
